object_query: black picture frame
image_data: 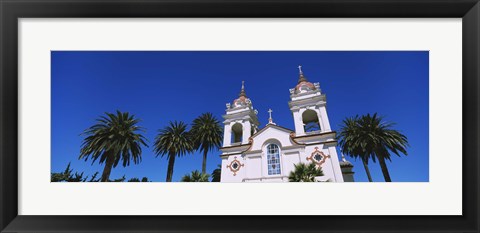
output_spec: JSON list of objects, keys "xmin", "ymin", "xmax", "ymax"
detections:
[{"xmin": 1, "ymin": 0, "xmax": 479, "ymax": 232}]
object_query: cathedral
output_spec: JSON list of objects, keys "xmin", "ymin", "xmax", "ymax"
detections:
[{"xmin": 220, "ymin": 66, "xmax": 355, "ymax": 182}]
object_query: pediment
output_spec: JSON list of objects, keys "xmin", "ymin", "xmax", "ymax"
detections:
[
  {"xmin": 249, "ymin": 124, "xmax": 295, "ymax": 151},
  {"xmin": 251, "ymin": 124, "xmax": 293, "ymax": 139}
]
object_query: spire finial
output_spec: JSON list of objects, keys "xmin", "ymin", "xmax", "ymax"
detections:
[
  {"xmin": 239, "ymin": 80, "xmax": 247, "ymax": 97},
  {"xmin": 297, "ymin": 65, "xmax": 308, "ymax": 83},
  {"xmin": 341, "ymin": 152, "xmax": 347, "ymax": 162},
  {"xmin": 298, "ymin": 65, "xmax": 303, "ymax": 75},
  {"xmin": 267, "ymin": 109, "xmax": 276, "ymax": 125}
]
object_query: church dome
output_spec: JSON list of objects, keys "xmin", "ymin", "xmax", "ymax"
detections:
[
  {"xmin": 295, "ymin": 76, "xmax": 316, "ymax": 93},
  {"xmin": 233, "ymin": 95, "xmax": 251, "ymax": 107},
  {"xmin": 294, "ymin": 66, "xmax": 316, "ymax": 94},
  {"xmin": 232, "ymin": 81, "xmax": 251, "ymax": 108}
]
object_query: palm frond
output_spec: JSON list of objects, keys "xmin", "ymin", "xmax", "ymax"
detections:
[
  {"xmin": 79, "ymin": 111, "xmax": 148, "ymax": 168},
  {"xmin": 181, "ymin": 170, "xmax": 210, "ymax": 182},
  {"xmin": 288, "ymin": 163, "xmax": 324, "ymax": 182},
  {"xmin": 190, "ymin": 112, "xmax": 223, "ymax": 153},
  {"xmin": 153, "ymin": 121, "xmax": 194, "ymax": 159}
]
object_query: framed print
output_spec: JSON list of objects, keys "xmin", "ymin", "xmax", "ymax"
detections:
[{"xmin": 1, "ymin": 0, "xmax": 479, "ymax": 232}]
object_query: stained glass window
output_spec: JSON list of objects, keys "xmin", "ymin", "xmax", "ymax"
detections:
[{"xmin": 267, "ymin": 144, "xmax": 281, "ymax": 175}]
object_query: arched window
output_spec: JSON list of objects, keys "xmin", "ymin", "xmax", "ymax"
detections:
[
  {"xmin": 302, "ymin": 109, "xmax": 321, "ymax": 133},
  {"xmin": 267, "ymin": 144, "xmax": 281, "ymax": 175},
  {"xmin": 231, "ymin": 123, "xmax": 243, "ymax": 144}
]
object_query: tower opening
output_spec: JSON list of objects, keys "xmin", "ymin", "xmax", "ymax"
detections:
[
  {"xmin": 231, "ymin": 123, "xmax": 243, "ymax": 144},
  {"xmin": 302, "ymin": 110, "xmax": 321, "ymax": 133}
]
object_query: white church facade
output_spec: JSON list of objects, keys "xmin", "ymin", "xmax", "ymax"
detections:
[{"xmin": 220, "ymin": 67, "xmax": 355, "ymax": 182}]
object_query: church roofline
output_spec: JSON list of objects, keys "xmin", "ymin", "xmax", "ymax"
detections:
[
  {"xmin": 250, "ymin": 124, "xmax": 294, "ymax": 139},
  {"xmin": 219, "ymin": 143, "xmax": 252, "ymax": 150},
  {"xmin": 292, "ymin": 130, "xmax": 337, "ymax": 139},
  {"xmin": 290, "ymin": 137, "xmax": 338, "ymax": 146},
  {"xmin": 305, "ymin": 140, "xmax": 337, "ymax": 146},
  {"xmin": 220, "ymin": 151, "xmax": 243, "ymax": 158}
]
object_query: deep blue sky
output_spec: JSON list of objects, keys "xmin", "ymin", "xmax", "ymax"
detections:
[{"xmin": 51, "ymin": 51, "xmax": 429, "ymax": 182}]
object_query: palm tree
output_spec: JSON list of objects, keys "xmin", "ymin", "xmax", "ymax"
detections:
[
  {"xmin": 338, "ymin": 116, "xmax": 374, "ymax": 182},
  {"xmin": 190, "ymin": 113, "xmax": 223, "ymax": 174},
  {"xmin": 211, "ymin": 164, "xmax": 221, "ymax": 182},
  {"xmin": 79, "ymin": 111, "xmax": 148, "ymax": 182},
  {"xmin": 288, "ymin": 163, "xmax": 324, "ymax": 182},
  {"xmin": 154, "ymin": 121, "xmax": 194, "ymax": 182},
  {"xmin": 181, "ymin": 170, "xmax": 210, "ymax": 182},
  {"xmin": 339, "ymin": 113, "xmax": 408, "ymax": 182},
  {"xmin": 358, "ymin": 113, "xmax": 408, "ymax": 182}
]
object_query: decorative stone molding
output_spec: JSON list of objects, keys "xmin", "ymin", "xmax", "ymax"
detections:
[
  {"xmin": 306, "ymin": 147, "xmax": 330, "ymax": 166},
  {"xmin": 227, "ymin": 156, "xmax": 244, "ymax": 176},
  {"xmin": 246, "ymin": 137, "xmax": 254, "ymax": 151}
]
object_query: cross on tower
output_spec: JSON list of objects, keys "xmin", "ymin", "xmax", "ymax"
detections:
[
  {"xmin": 298, "ymin": 65, "xmax": 303, "ymax": 74},
  {"xmin": 267, "ymin": 109, "xmax": 275, "ymax": 125}
]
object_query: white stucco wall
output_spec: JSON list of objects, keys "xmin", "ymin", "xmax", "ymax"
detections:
[
  {"xmin": 283, "ymin": 151, "xmax": 301, "ymax": 175},
  {"xmin": 222, "ymin": 122, "xmax": 232, "ymax": 146},
  {"xmin": 220, "ymin": 85, "xmax": 348, "ymax": 182},
  {"xmin": 221, "ymin": 155, "xmax": 245, "ymax": 182},
  {"xmin": 245, "ymin": 155, "xmax": 262, "ymax": 178},
  {"xmin": 220, "ymin": 125, "xmax": 344, "ymax": 182}
]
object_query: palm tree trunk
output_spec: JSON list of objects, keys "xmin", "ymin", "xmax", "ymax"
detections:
[
  {"xmin": 101, "ymin": 153, "xmax": 115, "ymax": 182},
  {"xmin": 166, "ymin": 154, "xmax": 176, "ymax": 182},
  {"xmin": 201, "ymin": 149, "xmax": 208, "ymax": 174},
  {"xmin": 362, "ymin": 158, "xmax": 373, "ymax": 182},
  {"xmin": 378, "ymin": 156, "xmax": 392, "ymax": 182}
]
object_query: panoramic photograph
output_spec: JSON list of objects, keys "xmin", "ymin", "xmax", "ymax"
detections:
[{"xmin": 51, "ymin": 51, "xmax": 428, "ymax": 182}]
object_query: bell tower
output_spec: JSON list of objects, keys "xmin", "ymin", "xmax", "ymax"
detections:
[
  {"xmin": 288, "ymin": 66, "xmax": 332, "ymax": 136},
  {"xmin": 222, "ymin": 81, "xmax": 259, "ymax": 147}
]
